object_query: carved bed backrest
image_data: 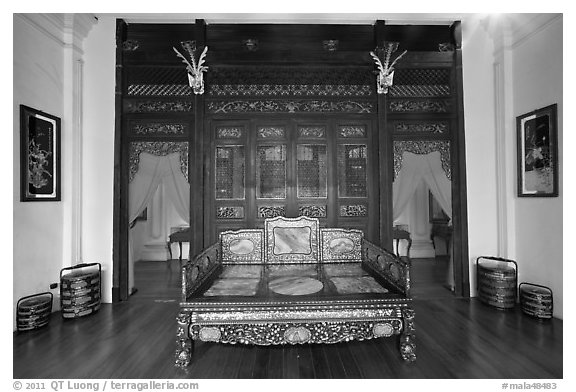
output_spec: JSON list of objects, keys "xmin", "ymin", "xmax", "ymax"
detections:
[
  {"xmin": 220, "ymin": 229, "xmax": 264, "ymax": 264},
  {"xmin": 182, "ymin": 242, "xmax": 221, "ymax": 300},
  {"xmin": 265, "ymin": 216, "xmax": 320, "ymax": 264},
  {"xmin": 320, "ymin": 228, "xmax": 364, "ymax": 263},
  {"xmin": 362, "ymin": 239, "xmax": 411, "ymax": 296}
]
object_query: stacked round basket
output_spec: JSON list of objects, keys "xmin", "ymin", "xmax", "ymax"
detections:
[
  {"xmin": 60, "ymin": 263, "xmax": 101, "ymax": 319},
  {"xmin": 16, "ymin": 292, "xmax": 53, "ymax": 332},
  {"xmin": 476, "ymin": 256, "xmax": 517, "ymax": 310},
  {"xmin": 519, "ymin": 282, "xmax": 553, "ymax": 319}
]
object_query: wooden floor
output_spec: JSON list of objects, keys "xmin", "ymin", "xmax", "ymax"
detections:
[{"xmin": 13, "ymin": 258, "xmax": 563, "ymax": 379}]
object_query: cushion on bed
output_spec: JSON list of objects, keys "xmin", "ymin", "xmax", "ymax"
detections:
[
  {"xmin": 203, "ymin": 278, "xmax": 260, "ymax": 296},
  {"xmin": 323, "ymin": 263, "xmax": 368, "ymax": 277},
  {"xmin": 330, "ymin": 276, "xmax": 389, "ymax": 294}
]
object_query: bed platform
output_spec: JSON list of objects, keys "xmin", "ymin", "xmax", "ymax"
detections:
[{"xmin": 175, "ymin": 216, "xmax": 416, "ymax": 367}]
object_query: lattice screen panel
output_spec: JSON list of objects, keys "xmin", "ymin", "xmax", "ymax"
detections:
[
  {"xmin": 297, "ymin": 145, "xmax": 327, "ymax": 198},
  {"xmin": 215, "ymin": 146, "xmax": 245, "ymax": 200},
  {"xmin": 256, "ymin": 145, "xmax": 287, "ymax": 199},
  {"xmin": 337, "ymin": 145, "xmax": 368, "ymax": 198}
]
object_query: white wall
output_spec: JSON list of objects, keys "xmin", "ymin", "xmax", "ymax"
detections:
[
  {"xmin": 511, "ymin": 16, "xmax": 563, "ymax": 318},
  {"xmin": 461, "ymin": 15, "xmax": 501, "ymax": 294},
  {"xmin": 13, "ymin": 15, "xmax": 66, "ymax": 319},
  {"xmin": 460, "ymin": 14, "xmax": 563, "ymax": 318},
  {"xmin": 82, "ymin": 16, "xmax": 116, "ymax": 303}
]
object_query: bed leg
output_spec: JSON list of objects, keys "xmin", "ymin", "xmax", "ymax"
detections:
[
  {"xmin": 400, "ymin": 307, "xmax": 416, "ymax": 362},
  {"xmin": 175, "ymin": 312, "xmax": 193, "ymax": 368}
]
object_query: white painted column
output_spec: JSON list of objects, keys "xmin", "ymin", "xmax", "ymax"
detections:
[
  {"xmin": 491, "ymin": 18, "xmax": 517, "ymax": 260},
  {"xmin": 61, "ymin": 14, "xmax": 95, "ymax": 269}
]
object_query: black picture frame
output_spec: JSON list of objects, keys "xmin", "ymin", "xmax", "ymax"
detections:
[
  {"xmin": 516, "ymin": 104, "xmax": 559, "ymax": 197},
  {"xmin": 20, "ymin": 105, "xmax": 61, "ymax": 201}
]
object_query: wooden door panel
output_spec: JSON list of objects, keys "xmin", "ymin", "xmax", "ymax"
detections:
[{"xmin": 209, "ymin": 117, "xmax": 377, "ymax": 242}]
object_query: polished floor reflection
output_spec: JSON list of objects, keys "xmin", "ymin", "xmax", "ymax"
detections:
[
  {"xmin": 13, "ymin": 258, "xmax": 562, "ymax": 379},
  {"xmin": 410, "ymin": 256, "xmax": 454, "ymax": 299}
]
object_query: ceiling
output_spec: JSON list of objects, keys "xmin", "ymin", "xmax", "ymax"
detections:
[
  {"xmin": 97, "ymin": 13, "xmax": 561, "ymax": 49},
  {"xmin": 97, "ymin": 13, "xmax": 468, "ymax": 25}
]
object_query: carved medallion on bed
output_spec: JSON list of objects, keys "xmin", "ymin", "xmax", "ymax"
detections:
[{"xmin": 175, "ymin": 216, "xmax": 416, "ymax": 367}]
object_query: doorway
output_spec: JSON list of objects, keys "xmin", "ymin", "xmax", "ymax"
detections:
[{"xmin": 392, "ymin": 147, "xmax": 455, "ymax": 299}]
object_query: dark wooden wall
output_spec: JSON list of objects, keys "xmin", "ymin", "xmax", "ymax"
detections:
[{"xmin": 113, "ymin": 19, "xmax": 469, "ymax": 300}]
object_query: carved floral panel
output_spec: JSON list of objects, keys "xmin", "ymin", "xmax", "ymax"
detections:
[
  {"xmin": 393, "ymin": 140, "xmax": 451, "ymax": 180},
  {"xmin": 216, "ymin": 126, "xmax": 243, "ymax": 139},
  {"xmin": 125, "ymin": 100, "xmax": 194, "ymax": 113},
  {"xmin": 388, "ymin": 99, "xmax": 451, "ymax": 113},
  {"xmin": 129, "ymin": 141, "xmax": 189, "ymax": 182},
  {"xmin": 338, "ymin": 125, "xmax": 367, "ymax": 138},
  {"xmin": 298, "ymin": 205, "xmax": 327, "ymax": 218},
  {"xmin": 207, "ymin": 100, "xmax": 374, "ymax": 114},
  {"xmin": 208, "ymin": 84, "xmax": 373, "ymax": 97},
  {"xmin": 298, "ymin": 126, "xmax": 326, "ymax": 138},
  {"xmin": 129, "ymin": 122, "xmax": 188, "ymax": 136},
  {"xmin": 258, "ymin": 206, "xmax": 286, "ymax": 219},
  {"xmin": 339, "ymin": 204, "xmax": 368, "ymax": 217},
  {"xmin": 257, "ymin": 127, "xmax": 286, "ymax": 139},
  {"xmin": 393, "ymin": 121, "xmax": 448, "ymax": 135},
  {"xmin": 216, "ymin": 206, "xmax": 245, "ymax": 219}
]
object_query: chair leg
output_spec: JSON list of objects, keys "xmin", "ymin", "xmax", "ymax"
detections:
[{"xmin": 167, "ymin": 241, "xmax": 173, "ymax": 261}]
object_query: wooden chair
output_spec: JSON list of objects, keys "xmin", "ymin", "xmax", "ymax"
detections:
[{"xmin": 393, "ymin": 227, "xmax": 412, "ymax": 258}]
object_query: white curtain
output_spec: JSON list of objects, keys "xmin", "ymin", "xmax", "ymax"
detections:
[
  {"xmin": 129, "ymin": 152, "xmax": 189, "ymax": 224},
  {"xmin": 393, "ymin": 151, "xmax": 452, "ymax": 221},
  {"xmin": 128, "ymin": 152, "xmax": 190, "ymax": 293}
]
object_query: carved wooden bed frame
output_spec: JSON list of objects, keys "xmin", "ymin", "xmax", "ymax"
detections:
[{"xmin": 175, "ymin": 216, "xmax": 416, "ymax": 367}]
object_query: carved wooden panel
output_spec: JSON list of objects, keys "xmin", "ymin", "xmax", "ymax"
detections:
[
  {"xmin": 128, "ymin": 120, "xmax": 188, "ymax": 137},
  {"xmin": 206, "ymin": 100, "xmax": 374, "ymax": 114},
  {"xmin": 216, "ymin": 206, "xmax": 245, "ymax": 219},
  {"xmin": 258, "ymin": 205, "xmax": 286, "ymax": 219},
  {"xmin": 298, "ymin": 205, "xmax": 327, "ymax": 218},
  {"xmin": 388, "ymin": 99, "xmax": 451, "ymax": 113},
  {"xmin": 393, "ymin": 140, "xmax": 451, "ymax": 180},
  {"xmin": 129, "ymin": 141, "xmax": 189, "ymax": 182},
  {"xmin": 392, "ymin": 121, "xmax": 449, "ymax": 135},
  {"xmin": 298, "ymin": 125, "xmax": 326, "ymax": 139},
  {"xmin": 257, "ymin": 126, "xmax": 286, "ymax": 139},
  {"xmin": 124, "ymin": 99, "xmax": 193, "ymax": 113},
  {"xmin": 216, "ymin": 126, "xmax": 243, "ymax": 139},
  {"xmin": 338, "ymin": 125, "xmax": 367, "ymax": 138},
  {"xmin": 320, "ymin": 228, "xmax": 363, "ymax": 263},
  {"xmin": 220, "ymin": 229, "xmax": 264, "ymax": 263},
  {"xmin": 339, "ymin": 204, "xmax": 368, "ymax": 217}
]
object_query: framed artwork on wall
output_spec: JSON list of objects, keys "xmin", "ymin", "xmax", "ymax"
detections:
[
  {"xmin": 20, "ymin": 105, "xmax": 61, "ymax": 201},
  {"xmin": 516, "ymin": 104, "xmax": 559, "ymax": 197}
]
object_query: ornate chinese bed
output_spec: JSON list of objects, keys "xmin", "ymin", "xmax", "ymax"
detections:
[{"xmin": 175, "ymin": 216, "xmax": 416, "ymax": 367}]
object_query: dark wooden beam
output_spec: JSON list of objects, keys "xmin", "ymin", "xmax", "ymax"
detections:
[
  {"xmin": 450, "ymin": 20, "xmax": 470, "ymax": 297},
  {"xmin": 113, "ymin": 19, "xmax": 128, "ymax": 302},
  {"xmin": 205, "ymin": 23, "xmax": 374, "ymax": 66},
  {"xmin": 191, "ymin": 19, "xmax": 206, "ymax": 255},
  {"xmin": 375, "ymin": 20, "xmax": 393, "ymax": 251}
]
